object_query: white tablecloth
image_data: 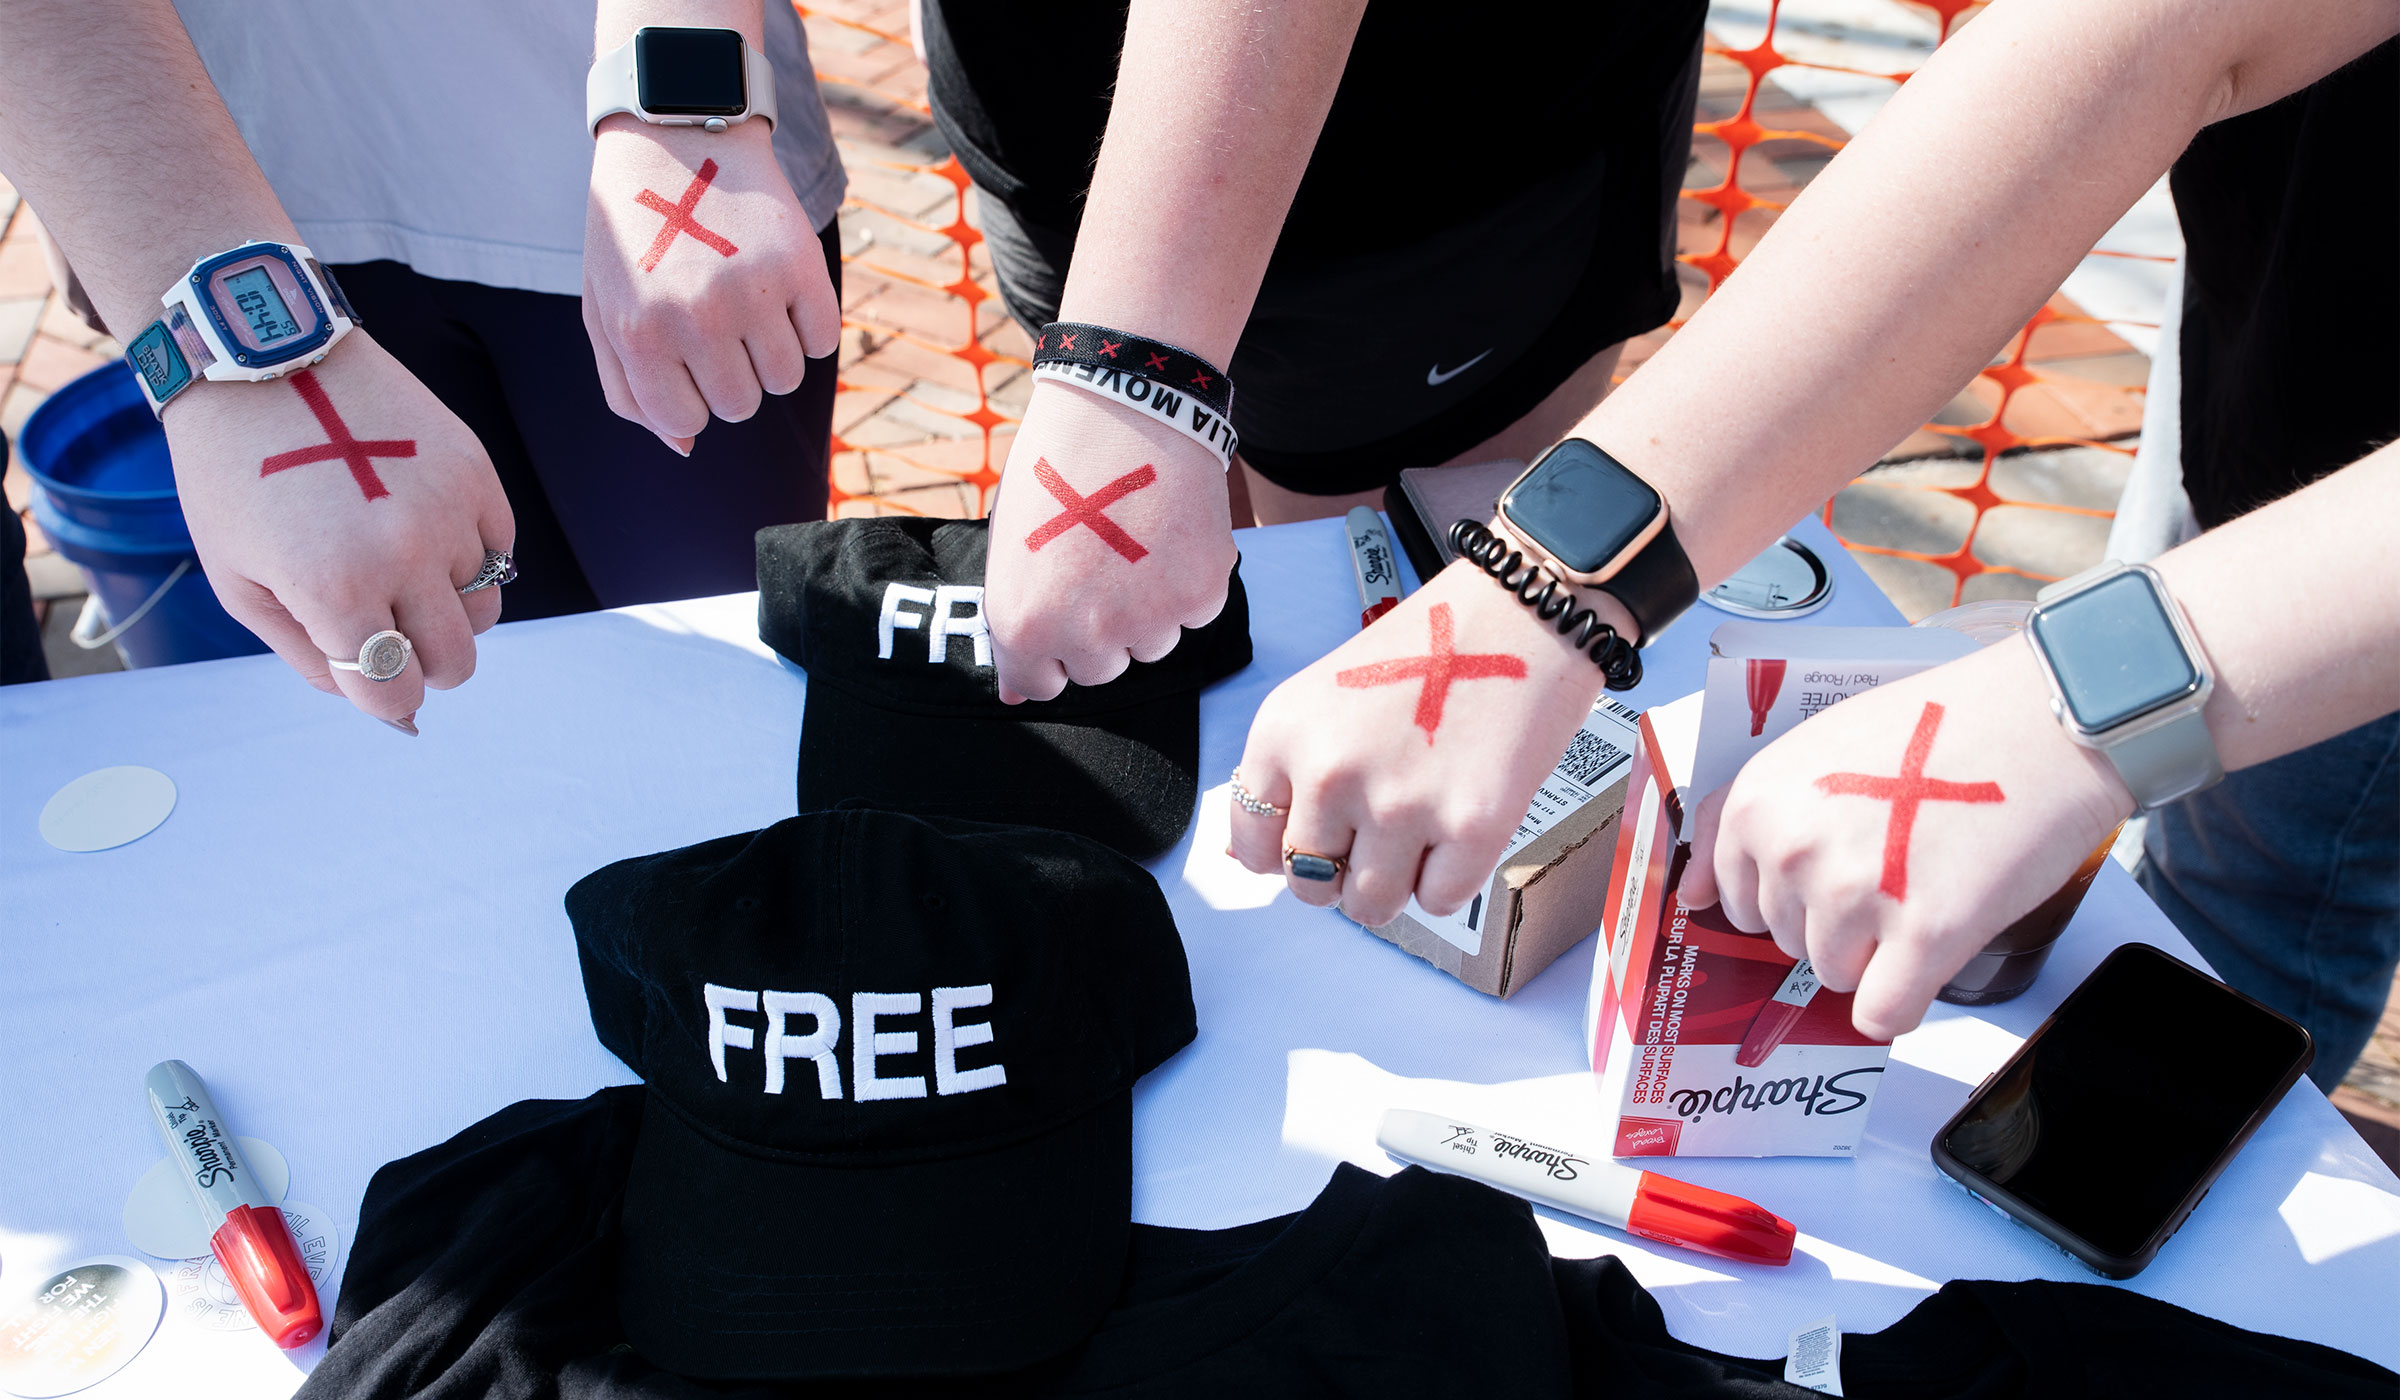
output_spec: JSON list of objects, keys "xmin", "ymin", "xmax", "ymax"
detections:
[{"xmin": 4, "ymin": 516, "xmax": 2395, "ymax": 1395}]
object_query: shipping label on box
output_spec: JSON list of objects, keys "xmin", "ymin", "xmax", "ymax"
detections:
[
  {"xmin": 1587, "ymin": 690, "xmax": 1890, "ymax": 1157},
  {"xmin": 1365, "ymin": 695, "xmax": 1642, "ymax": 998}
]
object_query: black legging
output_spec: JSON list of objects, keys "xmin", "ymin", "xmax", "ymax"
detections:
[{"xmin": 330, "ymin": 219, "xmax": 841, "ymax": 620}]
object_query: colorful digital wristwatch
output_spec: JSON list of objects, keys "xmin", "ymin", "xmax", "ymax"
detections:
[{"xmin": 122, "ymin": 241, "xmax": 360, "ymax": 418}]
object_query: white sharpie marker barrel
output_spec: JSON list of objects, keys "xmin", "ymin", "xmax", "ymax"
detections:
[
  {"xmin": 1345, "ymin": 507, "xmax": 1403, "ymax": 629},
  {"xmin": 144, "ymin": 1060, "xmax": 322, "ymax": 1347},
  {"xmin": 1376, "ymin": 1108, "xmax": 1796, "ymax": 1266}
]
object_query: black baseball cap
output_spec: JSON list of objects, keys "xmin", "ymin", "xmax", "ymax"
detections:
[
  {"xmin": 757, "ymin": 518, "xmax": 1251, "ymax": 862},
  {"xmin": 565, "ymin": 809, "xmax": 1196, "ymax": 1380}
]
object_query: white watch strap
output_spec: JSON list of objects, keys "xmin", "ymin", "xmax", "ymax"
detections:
[
  {"xmin": 587, "ymin": 35, "xmax": 778, "ymax": 136},
  {"xmin": 744, "ymin": 44, "xmax": 779, "ymax": 130},
  {"xmin": 587, "ymin": 39, "xmax": 638, "ymax": 134},
  {"xmin": 2105, "ymin": 705, "xmax": 2224, "ymax": 811}
]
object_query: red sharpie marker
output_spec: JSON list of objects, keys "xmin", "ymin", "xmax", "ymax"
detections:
[
  {"xmin": 1345, "ymin": 507, "xmax": 1403, "ymax": 628},
  {"xmin": 1745, "ymin": 657, "xmax": 1787, "ymax": 737},
  {"xmin": 1736, "ymin": 959, "xmax": 1822, "ymax": 1068},
  {"xmin": 1378, "ymin": 1108, "xmax": 1796, "ymax": 1266},
  {"xmin": 144, "ymin": 1060, "xmax": 322, "ymax": 1348}
]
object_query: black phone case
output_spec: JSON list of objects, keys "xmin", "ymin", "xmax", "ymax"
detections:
[
  {"xmin": 1383, "ymin": 482, "xmax": 1447, "ymax": 584},
  {"xmin": 1929, "ymin": 942, "xmax": 2313, "ymax": 1279}
]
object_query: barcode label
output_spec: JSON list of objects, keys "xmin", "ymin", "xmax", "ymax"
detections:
[
  {"xmin": 1396, "ymin": 696, "xmax": 1643, "ymax": 957},
  {"xmin": 1558, "ymin": 727, "xmax": 1628, "ymax": 789}
]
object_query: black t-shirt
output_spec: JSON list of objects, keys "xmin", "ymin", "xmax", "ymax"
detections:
[
  {"xmin": 919, "ymin": 0, "xmax": 1707, "ymax": 258},
  {"xmin": 302, "ymin": 1088, "xmax": 2394, "ymax": 1398},
  {"xmin": 2170, "ymin": 39, "xmax": 2398, "ymax": 530}
]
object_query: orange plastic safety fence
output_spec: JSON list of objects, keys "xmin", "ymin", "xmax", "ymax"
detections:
[{"xmin": 800, "ymin": 0, "xmax": 2165, "ymax": 606}]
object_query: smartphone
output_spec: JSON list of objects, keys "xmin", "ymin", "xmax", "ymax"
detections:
[{"xmin": 1931, "ymin": 941, "xmax": 2312, "ymax": 1279}]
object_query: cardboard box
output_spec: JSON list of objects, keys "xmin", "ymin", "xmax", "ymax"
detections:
[
  {"xmin": 1362, "ymin": 695, "xmax": 1643, "ymax": 998},
  {"xmin": 1584, "ymin": 625, "xmax": 1977, "ymax": 1157}
]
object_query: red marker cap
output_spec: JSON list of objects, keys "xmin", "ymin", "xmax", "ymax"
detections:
[
  {"xmin": 210, "ymin": 1203, "xmax": 323, "ymax": 1348},
  {"xmin": 1626, "ymin": 1172, "xmax": 1799, "ymax": 1267},
  {"xmin": 1745, "ymin": 657, "xmax": 1787, "ymax": 738}
]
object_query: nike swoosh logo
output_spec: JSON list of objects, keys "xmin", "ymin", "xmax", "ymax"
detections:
[{"xmin": 1426, "ymin": 349, "xmax": 1494, "ymax": 386}]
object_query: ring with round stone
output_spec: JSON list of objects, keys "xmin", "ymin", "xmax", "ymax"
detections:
[
  {"xmin": 1229, "ymin": 773, "xmax": 1288, "ymax": 818},
  {"xmin": 327, "ymin": 629, "xmax": 414, "ymax": 682},
  {"xmin": 459, "ymin": 549, "xmax": 517, "ymax": 594}
]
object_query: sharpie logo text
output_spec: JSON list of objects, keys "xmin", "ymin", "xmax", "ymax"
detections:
[
  {"xmin": 183, "ymin": 1119, "xmax": 238, "ymax": 1189},
  {"xmin": 1669, "ymin": 1067, "xmax": 1883, "ymax": 1124},
  {"xmin": 1489, "ymin": 1132, "xmax": 1587, "ymax": 1182}
]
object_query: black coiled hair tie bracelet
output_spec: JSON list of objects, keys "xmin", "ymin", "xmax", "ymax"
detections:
[{"xmin": 1447, "ymin": 519, "xmax": 1643, "ymax": 691}]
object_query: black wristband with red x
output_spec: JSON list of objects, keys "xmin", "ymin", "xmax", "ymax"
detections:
[{"xmin": 1032, "ymin": 322, "xmax": 1234, "ymax": 419}]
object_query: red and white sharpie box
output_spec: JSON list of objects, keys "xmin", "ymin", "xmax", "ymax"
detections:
[
  {"xmin": 1580, "ymin": 690, "xmax": 1882, "ymax": 1158},
  {"xmin": 1584, "ymin": 624, "xmax": 1979, "ymax": 1157}
]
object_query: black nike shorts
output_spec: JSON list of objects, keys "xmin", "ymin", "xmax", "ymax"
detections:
[{"xmin": 974, "ymin": 36, "xmax": 1702, "ymax": 498}]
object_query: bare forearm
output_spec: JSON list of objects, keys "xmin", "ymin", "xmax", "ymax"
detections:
[
  {"xmin": 2150, "ymin": 444, "xmax": 2400, "ymax": 772},
  {"xmin": 1057, "ymin": 0, "xmax": 1368, "ymax": 364},
  {"xmin": 1579, "ymin": 0, "xmax": 2400, "ymax": 588},
  {"xmin": 0, "ymin": 0, "xmax": 298, "ymax": 339}
]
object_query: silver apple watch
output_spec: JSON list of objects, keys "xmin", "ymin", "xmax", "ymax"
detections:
[
  {"xmin": 587, "ymin": 27, "xmax": 778, "ymax": 136},
  {"xmin": 2025, "ymin": 561, "xmax": 2223, "ymax": 810}
]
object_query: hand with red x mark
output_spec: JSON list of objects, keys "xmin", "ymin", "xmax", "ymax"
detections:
[
  {"xmin": 983, "ymin": 378, "xmax": 1238, "ymax": 702},
  {"xmin": 1229, "ymin": 562, "xmax": 1631, "ymax": 929},
  {"xmin": 1682, "ymin": 640, "xmax": 2134, "ymax": 1040},
  {"xmin": 165, "ymin": 335, "xmax": 514, "ymax": 733},
  {"xmin": 584, "ymin": 112, "xmax": 838, "ymax": 454}
]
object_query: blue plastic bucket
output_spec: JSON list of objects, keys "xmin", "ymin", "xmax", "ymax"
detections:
[{"xmin": 20, "ymin": 364, "xmax": 268, "ymax": 668}]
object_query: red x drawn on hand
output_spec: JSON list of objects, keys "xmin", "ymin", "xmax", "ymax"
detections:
[
  {"xmin": 259, "ymin": 369, "xmax": 414, "ymax": 502},
  {"xmin": 1814, "ymin": 701, "xmax": 2005, "ymax": 901},
  {"xmin": 1145, "ymin": 352, "xmax": 1169, "ymax": 373},
  {"xmin": 1024, "ymin": 458, "xmax": 1157, "ymax": 563},
  {"xmin": 636, "ymin": 158, "xmax": 739, "ymax": 273},
  {"xmin": 1336, "ymin": 602, "xmax": 1527, "ymax": 742},
  {"xmin": 1099, "ymin": 339, "xmax": 1122, "ymax": 358}
]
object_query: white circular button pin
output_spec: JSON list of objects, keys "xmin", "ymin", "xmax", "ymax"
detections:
[{"xmin": 39, "ymin": 765, "xmax": 177, "ymax": 852}]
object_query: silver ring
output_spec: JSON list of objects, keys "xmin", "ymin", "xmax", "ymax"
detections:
[
  {"xmin": 459, "ymin": 549, "xmax": 516, "ymax": 594},
  {"xmin": 328, "ymin": 629, "xmax": 413, "ymax": 682},
  {"xmin": 1229, "ymin": 773, "xmax": 1288, "ymax": 818}
]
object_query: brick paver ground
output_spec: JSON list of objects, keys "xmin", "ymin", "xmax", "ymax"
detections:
[{"xmin": 1, "ymin": 0, "xmax": 2392, "ymax": 1159}]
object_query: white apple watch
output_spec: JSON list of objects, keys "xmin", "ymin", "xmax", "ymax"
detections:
[
  {"xmin": 2025, "ymin": 561, "xmax": 2224, "ymax": 811},
  {"xmin": 588, "ymin": 26, "xmax": 778, "ymax": 136},
  {"xmin": 121, "ymin": 241, "xmax": 360, "ymax": 419}
]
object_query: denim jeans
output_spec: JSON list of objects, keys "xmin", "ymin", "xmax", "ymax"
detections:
[{"xmin": 2137, "ymin": 713, "xmax": 2400, "ymax": 1090}]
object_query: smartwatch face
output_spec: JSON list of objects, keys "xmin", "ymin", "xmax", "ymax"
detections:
[
  {"xmin": 2030, "ymin": 570, "xmax": 2201, "ymax": 732},
  {"xmin": 1503, "ymin": 440, "xmax": 1664, "ymax": 575},
  {"xmin": 636, "ymin": 27, "xmax": 748, "ymax": 116},
  {"xmin": 197, "ymin": 250, "xmax": 324, "ymax": 363}
]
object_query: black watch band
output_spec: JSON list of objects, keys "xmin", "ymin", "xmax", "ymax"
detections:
[{"xmin": 1599, "ymin": 515, "xmax": 1699, "ymax": 646}]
